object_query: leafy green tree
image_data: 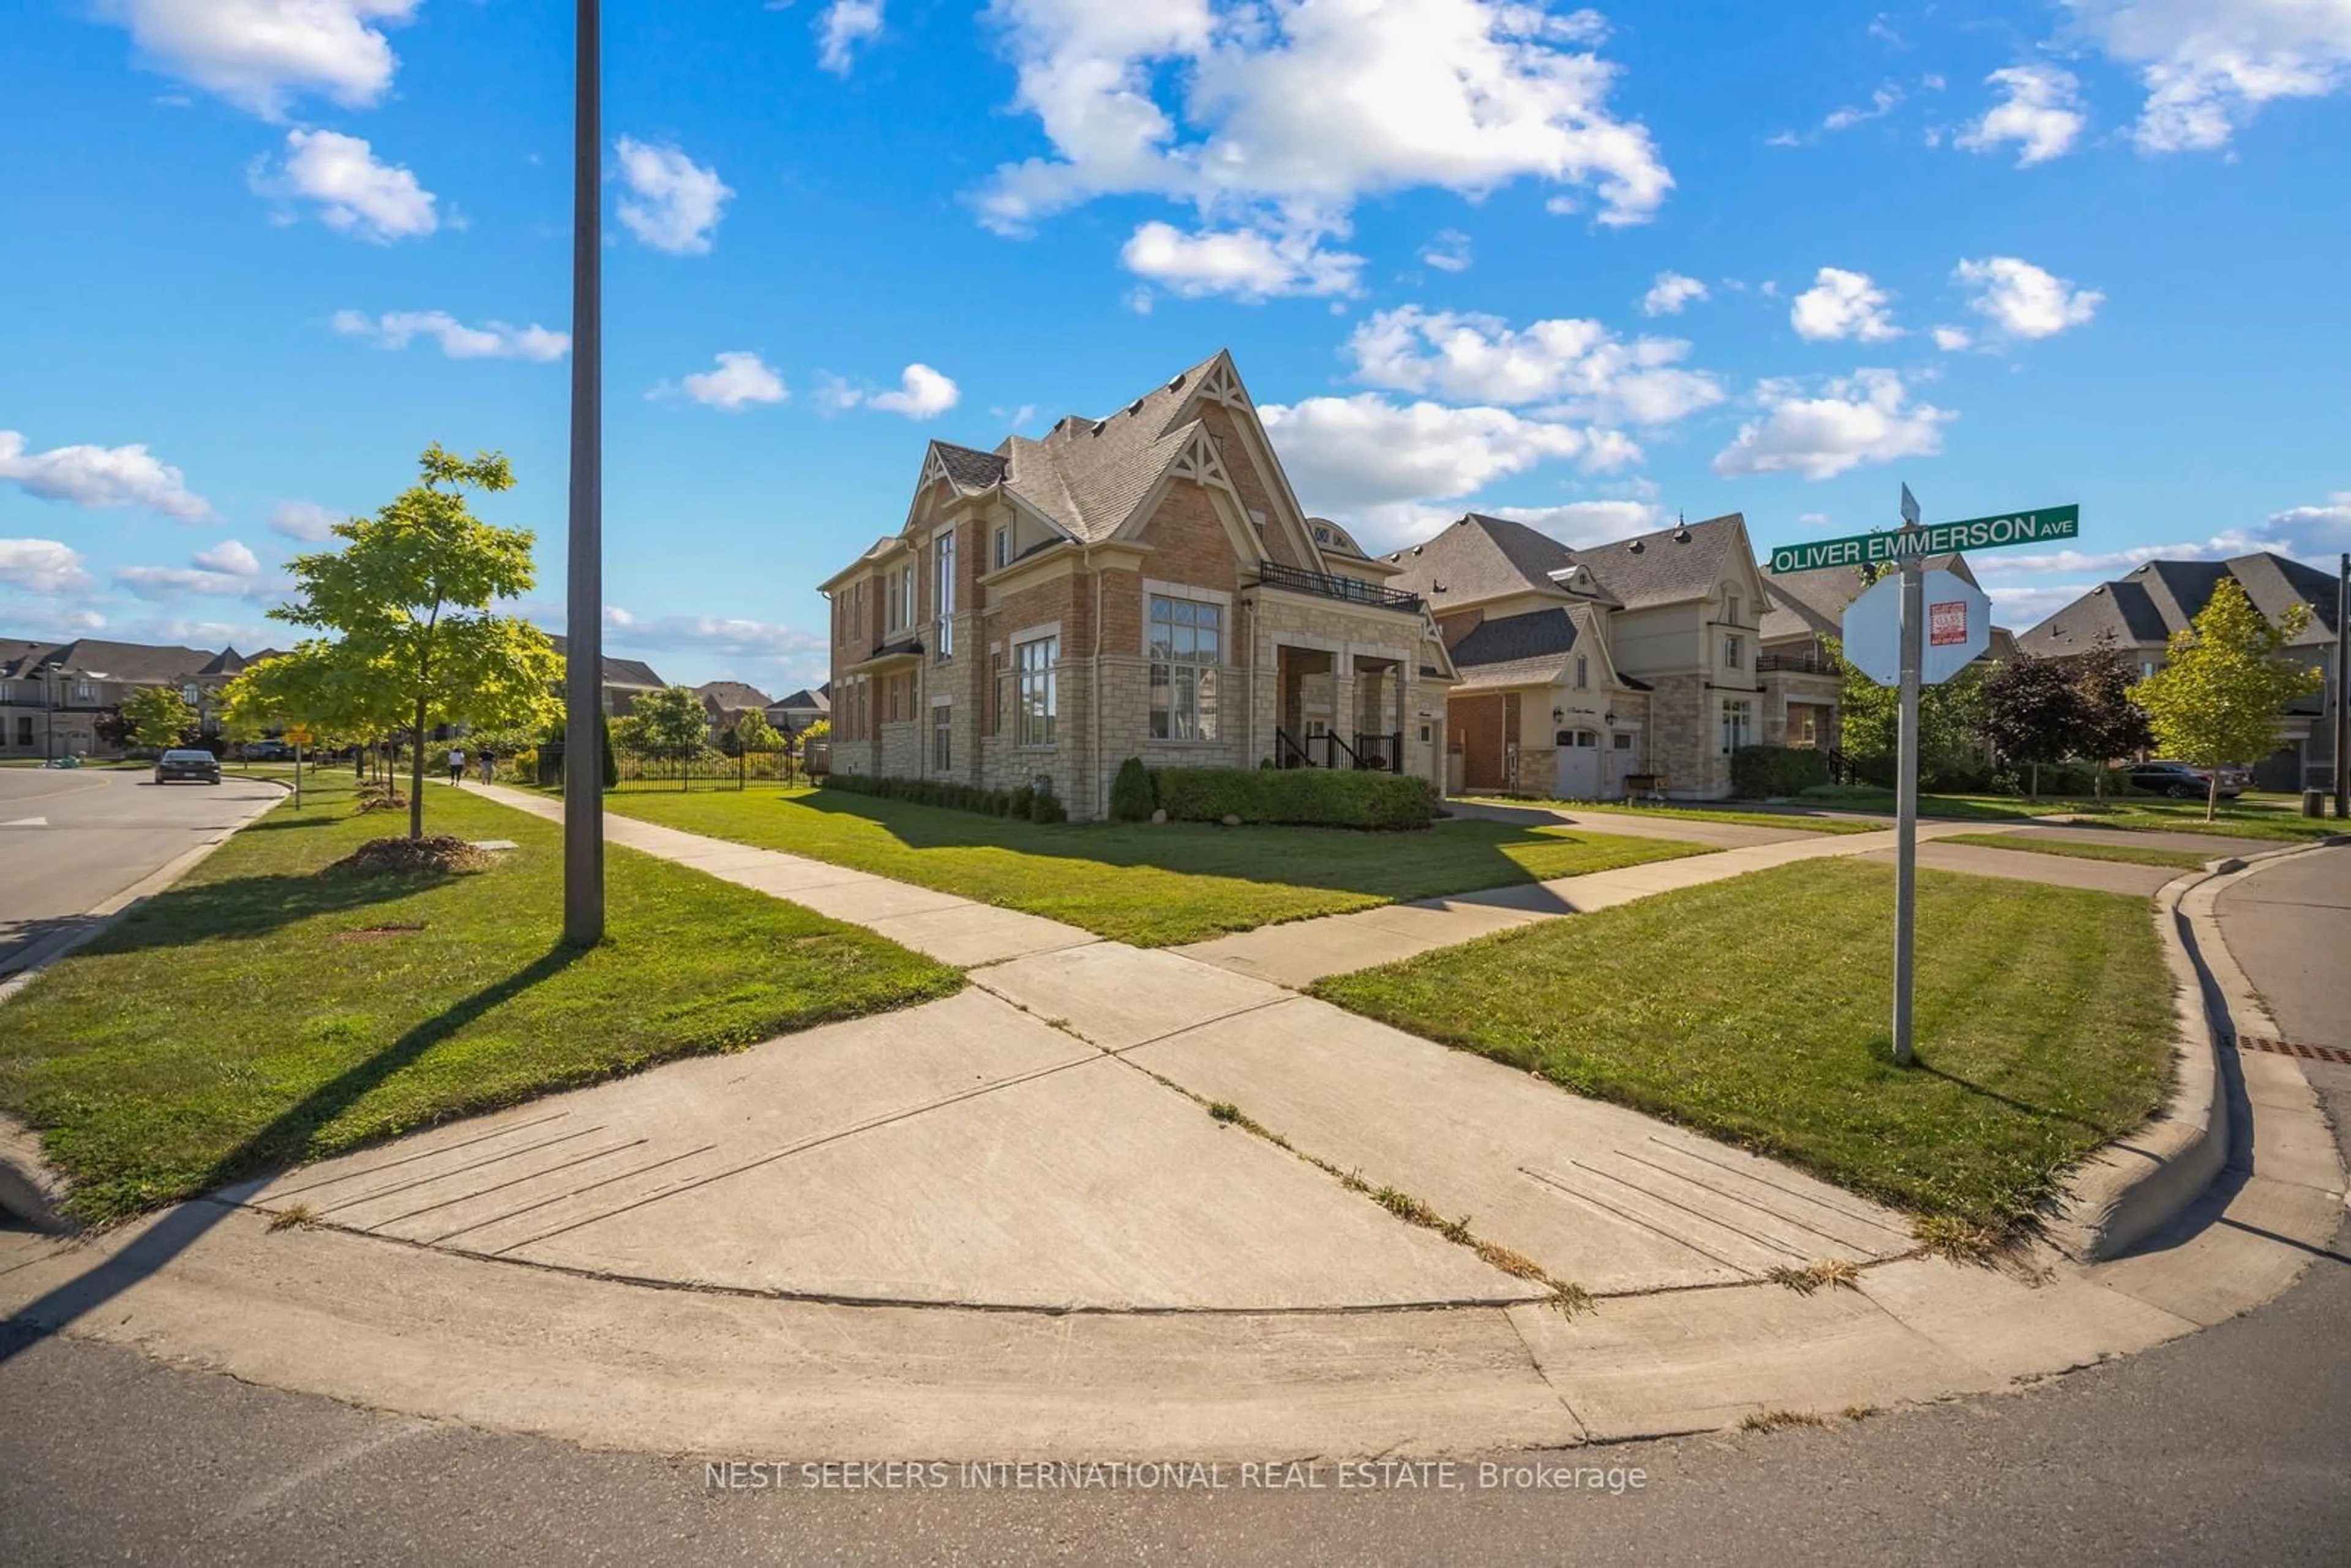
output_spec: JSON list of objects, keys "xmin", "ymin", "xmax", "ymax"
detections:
[
  {"xmin": 614, "ymin": 686, "xmax": 712, "ymax": 787},
  {"xmin": 262, "ymin": 444, "xmax": 560, "ymax": 838},
  {"xmin": 2068, "ymin": 634, "xmax": 2155, "ymax": 798},
  {"xmin": 1832, "ymin": 638, "xmax": 1990, "ymax": 791},
  {"xmin": 117, "ymin": 685, "xmax": 197, "ymax": 751},
  {"xmin": 2130, "ymin": 579, "xmax": 2322, "ymax": 819},
  {"xmin": 732, "ymin": 708, "xmax": 781, "ymax": 752},
  {"xmin": 1981, "ymin": 654, "xmax": 2083, "ymax": 798}
]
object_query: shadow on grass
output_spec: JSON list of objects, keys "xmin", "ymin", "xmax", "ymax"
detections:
[
  {"xmin": 0, "ymin": 942, "xmax": 582, "ymax": 1366},
  {"xmin": 1910, "ymin": 1060, "xmax": 2118, "ymax": 1135},
  {"xmin": 786, "ymin": 788, "xmax": 1609, "ymax": 901},
  {"xmin": 78, "ymin": 866, "xmax": 479, "ymax": 956}
]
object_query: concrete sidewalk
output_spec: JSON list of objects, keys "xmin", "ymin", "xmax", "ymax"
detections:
[{"xmin": 467, "ymin": 781, "xmax": 1098, "ymax": 967}]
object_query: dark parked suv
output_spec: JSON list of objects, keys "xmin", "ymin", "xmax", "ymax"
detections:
[
  {"xmin": 153, "ymin": 748, "xmax": 222, "ymax": 786},
  {"xmin": 2126, "ymin": 760, "xmax": 2248, "ymax": 800}
]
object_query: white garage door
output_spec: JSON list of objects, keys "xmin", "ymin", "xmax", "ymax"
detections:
[{"xmin": 1554, "ymin": 729, "xmax": 1601, "ymax": 799}]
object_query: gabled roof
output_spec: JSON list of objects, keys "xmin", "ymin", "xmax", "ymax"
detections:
[
  {"xmin": 1447, "ymin": 607, "xmax": 1581, "ymax": 691},
  {"xmin": 2018, "ymin": 550, "xmax": 2340, "ymax": 656},
  {"xmin": 1384, "ymin": 511, "xmax": 1755, "ymax": 615},
  {"xmin": 543, "ymin": 634, "xmax": 666, "ymax": 690},
  {"xmin": 999, "ymin": 350, "xmax": 1232, "ymax": 542},
  {"xmin": 694, "ymin": 680, "xmax": 773, "ymax": 711},
  {"xmin": 768, "ymin": 687, "xmax": 830, "ymax": 713},
  {"xmin": 8, "ymin": 637, "xmax": 220, "ymax": 685}
]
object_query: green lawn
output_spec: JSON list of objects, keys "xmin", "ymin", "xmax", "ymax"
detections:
[
  {"xmin": 1940, "ymin": 832, "xmax": 2216, "ymax": 870},
  {"xmin": 596, "ymin": 785, "xmax": 1716, "ymax": 947},
  {"xmin": 1460, "ymin": 795, "xmax": 1884, "ymax": 835},
  {"xmin": 0, "ymin": 773, "xmax": 959, "ymax": 1225},
  {"xmin": 1313, "ymin": 858, "xmax": 2175, "ymax": 1234}
]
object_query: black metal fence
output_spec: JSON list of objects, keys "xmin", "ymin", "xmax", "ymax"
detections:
[{"xmin": 610, "ymin": 747, "xmax": 806, "ymax": 792}]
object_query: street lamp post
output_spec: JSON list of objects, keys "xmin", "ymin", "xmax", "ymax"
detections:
[{"xmin": 562, "ymin": 0, "xmax": 606, "ymax": 945}]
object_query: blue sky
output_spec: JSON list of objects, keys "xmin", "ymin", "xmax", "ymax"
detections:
[{"xmin": 3, "ymin": 1, "xmax": 2347, "ymax": 692}]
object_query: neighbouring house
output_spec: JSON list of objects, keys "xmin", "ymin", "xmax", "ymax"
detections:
[
  {"xmin": 764, "ymin": 684, "xmax": 830, "ymax": 736},
  {"xmin": 817, "ymin": 350, "xmax": 1457, "ymax": 820},
  {"xmin": 2019, "ymin": 552, "xmax": 2343, "ymax": 790},
  {"xmin": 1379, "ymin": 512, "xmax": 1775, "ymax": 801},
  {"xmin": 0, "ymin": 638, "xmax": 275, "ymax": 759},
  {"xmin": 542, "ymin": 636, "xmax": 666, "ymax": 716},
  {"xmin": 693, "ymin": 680, "xmax": 773, "ymax": 737}
]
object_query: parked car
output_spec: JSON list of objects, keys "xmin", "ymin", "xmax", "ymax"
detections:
[
  {"xmin": 2126, "ymin": 760, "xmax": 2248, "ymax": 800},
  {"xmin": 154, "ymin": 748, "xmax": 223, "ymax": 786},
  {"xmin": 241, "ymin": 738, "xmax": 297, "ymax": 762},
  {"xmin": 42, "ymin": 755, "xmax": 82, "ymax": 769}
]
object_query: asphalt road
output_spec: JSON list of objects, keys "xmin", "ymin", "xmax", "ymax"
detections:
[
  {"xmin": 2217, "ymin": 845, "xmax": 2351, "ymax": 1053},
  {"xmin": 0, "ymin": 846, "xmax": 2342, "ymax": 1566},
  {"xmin": 0, "ymin": 767, "xmax": 283, "ymax": 973}
]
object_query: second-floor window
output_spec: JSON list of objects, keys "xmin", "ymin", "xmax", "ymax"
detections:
[
  {"xmin": 993, "ymin": 526, "xmax": 1011, "ymax": 569},
  {"xmin": 1726, "ymin": 593, "xmax": 1742, "ymax": 628},
  {"xmin": 1722, "ymin": 633, "xmax": 1743, "ymax": 670},
  {"xmin": 1574, "ymin": 654, "xmax": 1589, "ymax": 689},
  {"xmin": 182, "ymin": 684, "xmax": 200, "ymax": 705},
  {"xmin": 934, "ymin": 531, "xmax": 956, "ymax": 661},
  {"xmin": 1149, "ymin": 595, "xmax": 1222, "ymax": 741}
]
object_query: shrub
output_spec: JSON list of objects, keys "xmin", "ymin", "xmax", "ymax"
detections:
[
  {"xmin": 1109, "ymin": 757, "xmax": 1157, "ymax": 822},
  {"xmin": 1730, "ymin": 745, "xmax": 1831, "ymax": 799},
  {"xmin": 1028, "ymin": 789, "xmax": 1068, "ymax": 823},
  {"xmin": 1153, "ymin": 767, "xmax": 1436, "ymax": 830}
]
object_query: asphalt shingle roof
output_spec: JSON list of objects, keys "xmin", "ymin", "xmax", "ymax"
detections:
[
  {"xmin": 1384, "ymin": 511, "xmax": 1750, "ymax": 613},
  {"xmin": 2017, "ymin": 551, "xmax": 2339, "ymax": 656},
  {"xmin": 543, "ymin": 635, "xmax": 666, "ymax": 690},
  {"xmin": 694, "ymin": 680, "xmax": 773, "ymax": 711}
]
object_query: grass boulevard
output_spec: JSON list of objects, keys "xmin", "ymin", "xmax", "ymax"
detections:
[
  {"xmin": 0, "ymin": 770, "xmax": 958, "ymax": 1225},
  {"xmin": 590, "ymin": 784, "xmax": 1718, "ymax": 947}
]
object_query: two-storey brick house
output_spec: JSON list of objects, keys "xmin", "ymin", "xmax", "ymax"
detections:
[{"xmin": 817, "ymin": 351, "xmax": 1457, "ymax": 820}]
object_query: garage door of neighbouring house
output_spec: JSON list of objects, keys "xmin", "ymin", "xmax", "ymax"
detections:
[{"xmin": 1554, "ymin": 729, "xmax": 1601, "ymax": 800}]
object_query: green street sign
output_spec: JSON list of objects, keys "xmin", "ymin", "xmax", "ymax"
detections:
[{"xmin": 1766, "ymin": 504, "xmax": 2079, "ymax": 575}]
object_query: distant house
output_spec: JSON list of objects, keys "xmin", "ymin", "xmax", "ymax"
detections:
[
  {"xmin": 692, "ymin": 680, "xmax": 773, "ymax": 736},
  {"xmin": 763, "ymin": 685, "xmax": 830, "ymax": 735},
  {"xmin": 1381, "ymin": 512, "xmax": 1772, "ymax": 800},
  {"xmin": 542, "ymin": 636, "xmax": 666, "ymax": 716},
  {"xmin": 2019, "ymin": 552, "xmax": 2342, "ymax": 790},
  {"xmin": 817, "ymin": 350, "xmax": 1456, "ymax": 819},
  {"xmin": 0, "ymin": 637, "xmax": 277, "ymax": 759}
]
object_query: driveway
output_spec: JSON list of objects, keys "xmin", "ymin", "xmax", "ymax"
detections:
[{"xmin": 0, "ymin": 767, "xmax": 283, "ymax": 973}]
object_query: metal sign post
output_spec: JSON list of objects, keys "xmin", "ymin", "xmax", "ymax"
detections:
[
  {"xmin": 563, "ymin": 0, "xmax": 606, "ymax": 947},
  {"xmin": 1892, "ymin": 544, "xmax": 1922, "ymax": 1066}
]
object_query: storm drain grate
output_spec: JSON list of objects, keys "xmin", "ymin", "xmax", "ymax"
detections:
[{"xmin": 2235, "ymin": 1034, "xmax": 2351, "ymax": 1067}]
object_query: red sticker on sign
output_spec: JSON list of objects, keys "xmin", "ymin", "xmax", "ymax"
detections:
[{"xmin": 1930, "ymin": 600, "xmax": 1968, "ymax": 646}]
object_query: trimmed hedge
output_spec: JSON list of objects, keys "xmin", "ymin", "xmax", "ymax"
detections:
[
  {"xmin": 1153, "ymin": 767, "xmax": 1437, "ymax": 830},
  {"xmin": 1730, "ymin": 745, "xmax": 1832, "ymax": 799},
  {"xmin": 822, "ymin": 770, "xmax": 1067, "ymax": 823},
  {"xmin": 1109, "ymin": 757, "xmax": 1158, "ymax": 822}
]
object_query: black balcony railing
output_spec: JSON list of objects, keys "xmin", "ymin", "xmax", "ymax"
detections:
[
  {"xmin": 1275, "ymin": 727, "xmax": 1404, "ymax": 773},
  {"xmin": 1256, "ymin": 560, "xmax": 1423, "ymax": 612},
  {"xmin": 1755, "ymin": 650, "xmax": 1838, "ymax": 675}
]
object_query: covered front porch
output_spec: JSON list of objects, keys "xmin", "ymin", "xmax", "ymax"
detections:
[{"xmin": 1240, "ymin": 569, "xmax": 1449, "ymax": 790}]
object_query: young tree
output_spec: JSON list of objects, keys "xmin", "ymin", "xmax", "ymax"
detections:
[
  {"xmin": 615, "ymin": 685, "xmax": 714, "ymax": 788},
  {"xmin": 117, "ymin": 685, "xmax": 197, "ymax": 751},
  {"xmin": 1833, "ymin": 640, "xmax": 1990, "ymax": 790},
  {"xmin": 263, "ymin": 445, "xmax": 560, "ymax": 839},
  {"xmin": 1981, "ymin": 654, "xmax": 2084, "ymax": 798},
  {"xmin": 2068, "ymin": 634, "xmax": 2155, "ymax": 798},
  {"xmin": 2130, "ymin": 579, "xmax": 2322, "ymax": 820},
  {"xmin": 732, "ymin": 708, "xmax": 781, "ymax": 753}
]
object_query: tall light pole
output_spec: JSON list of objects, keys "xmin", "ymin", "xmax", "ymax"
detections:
[
  {"xmin": 563, "ymin": 0, "xmax": 606, "ymax": 945},
  {"xmin": 2334, "ymin": 550, "xmax": 2347, "ymax": 820}
]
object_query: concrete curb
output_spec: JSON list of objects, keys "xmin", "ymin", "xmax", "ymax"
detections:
[
  {"xmin": 0, "ymin": 782, "xmax": 288, "ymax": 1228},
  {"xmin": 2048, "ymin": 839, "xmax": 2328, "ymax": 1262}
]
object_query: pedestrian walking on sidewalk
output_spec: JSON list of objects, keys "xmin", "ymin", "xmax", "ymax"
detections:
[
  {"xmin": 448, "ymin": 746, "xmax": 465, "ymax": 784},
  {"xmin": 479, "ymin": 749, "xmax": 496, "ymax": 784}
]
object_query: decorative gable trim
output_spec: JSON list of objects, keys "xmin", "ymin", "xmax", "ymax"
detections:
[{"xmin": 1168, "ymin": 426, "xmax": 1235, "ymax": 494}]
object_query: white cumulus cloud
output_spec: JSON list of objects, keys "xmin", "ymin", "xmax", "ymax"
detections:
[
  {"xmin": 977, "ymin": 0, "xmax": 1671, "ymax": 302},
  {"xmin": 867, "ymin": 364, "xmax": 961, "ymax": 419},
  {"xmin": 2267, "ymin": 490, "xmax": 2351, "ymax": 554},
  {"xmin": 118, "ymin": 539, "xmax": 280, "ymax": 601},
  {"xmin": 269, "ymin": 500, "xmax": 343, "ymax": 540},
  {"xmin": 615, "ymin": 138, "xmax": 733, "ymax": 255},
  {"xmin": 1932, "ymin": 324, "xmax": 1974, "ymax": 351},
  {"xmin": 1640, "ymin": 271, "xmax": 1709, "ymax": 316},
  {"xmin": 105, "ymin": 0, "xmax": 418, "ymax": 119},
  {"xmin": 673, "ymin": 351, "xmax": 789, "ymax": 412},
  {"xmin": 252, "ymin": 128, "xmax": 437, "ymax": 241},
  {"xmin": 2068, "ymin": 0, "xmax": 2351, "ymax": 152},
  {"xmin": 0, "ymin": 539, "xmax": 97, "ymax": 596},
  {"xmin": 1711, "ymin": 369, "xmax": 1953, "ymax": 481},
  {"xmin": 1955, "ymin": 255, "xmax": 2104, "ymax": 339},
  {"xmin": 817, "ymin": 0, "xmax": 886, "ymax": 74},
  {"xmin": 0, "ymin": 430, "xmax": 212, "ymax": 521},
  {"xmin": 1955, "ymin": 64, "xmax": 2088, "ymax": 165},
  {"xmin": 1346, "ymin": 306, "xmax": 1724, "ymax": 427},
  {"xmin": 1419, "ymin": 228, "xmax": 1473, "ymax": 272},
  {"xmin": 331, "ymin": 309, "xmax": 569, "ymax": 360},
  {"xmin": 1790, "ymin": 267, "xmax": 1902, "ymax": 342},
  {"xmin": 1120, "ymin": 217, "xmax": 1363, "ymax": 299}
]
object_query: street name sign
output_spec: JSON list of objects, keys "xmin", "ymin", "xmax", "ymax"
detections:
[
  {"xmin": 1840, "ymin": 569, "xmax": 1990, "ymax": 686},
  {"xmin": 1765, "ymin": 504, "xmax": 2078, "ymax": 575}
]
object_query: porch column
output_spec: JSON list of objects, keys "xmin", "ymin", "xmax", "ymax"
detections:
[{"xmin": 1331, "ymin": 650, "xmax": 1356, "ymax": 762}]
